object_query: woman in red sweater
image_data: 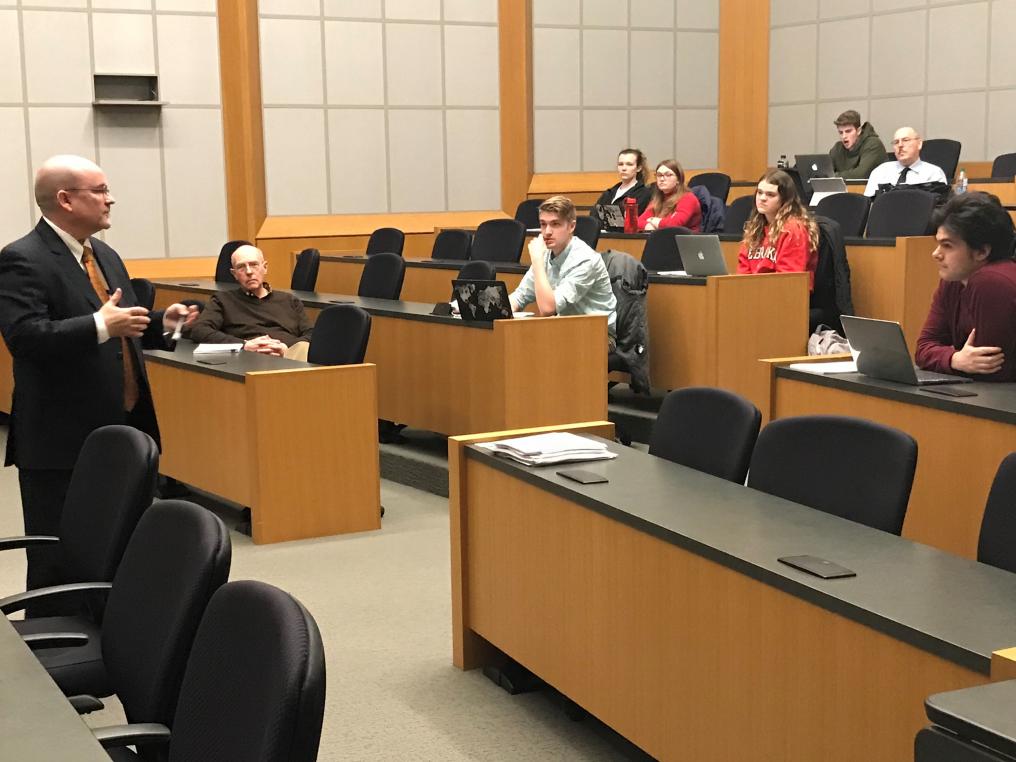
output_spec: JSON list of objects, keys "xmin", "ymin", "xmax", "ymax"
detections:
[
  {"xmin": 637, "ymin": 159, "xmax": 701, "ymax": 232},
  {"xmin": 736, "ymin": 168, "xmax": 819, "ymax": 291}
]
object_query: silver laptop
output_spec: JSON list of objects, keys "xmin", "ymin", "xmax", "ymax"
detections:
[
  {"xmin": 808, "ymin": 176, "xmax": 848, "ymax": 205},
  {"xmin": 675, "ymin": 235, "xmax": 729, "ymax": 276},
  {"xmin": 795, "ymin": 153, "xmax": 834, "ymax": 185},
  {"xmin": 840, "ymin": 315, "xmax": 972, "ymax": 386}
]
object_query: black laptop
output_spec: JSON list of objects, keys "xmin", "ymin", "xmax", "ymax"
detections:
[
  {"xmin": 452, "ymin": 280, "xmax": 513, "ymax": 322},
  {"xmin": 840, "ymin": 315, "xmax": 972, "ymax": 386},
  {"xmin": 594, "ymin": 204, "xmax": 625, "ymax": 231}
]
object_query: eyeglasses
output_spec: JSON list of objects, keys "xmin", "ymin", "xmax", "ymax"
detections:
[
  {"xmin": 891, "ymin": 137, "xmax": 918, "ymax": 147},
  {"xmin": 655, "ymin": 171, "xmax": 677, "ymax": 179},
  {"xmin": 231, "ymin": 262, "xmax": 265, "ymax": 273},
  {"xmin": 65, "ymin": 186, "xmax": 113, "ymax": 197}
]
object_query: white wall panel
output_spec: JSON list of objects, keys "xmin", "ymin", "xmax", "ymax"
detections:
[
  {"xmin": 533, "ymin": 0, "xmax": 580, "ymax": 26},
  {"xmin": 385, "ymin": 0, "xmax": 440, "ymax": 21},
  {"xmin": 870, "ymin": 11, "xmax": 927, "ymax": 97},
  {"xmin": 629, "ymin": 109, "xmax": 675, "ymax": 169},
  {"xmin": 263, "ymin": 108, "xmax": 329, "ymax": 216},
  {"xmin": 324, "ymin": 0, "xmax": 381, "ymax": 18},
  {"xmin": 28, "ymin": 107, "xmax": 96, "ymax": 170},
  {"xmin": 385, "ymin": 23, "xmax": 442, "ymax": 106},
  {"xmin": 534, "ymin": 109, "xmax": 581, "ymax": 172},
  {"xmin": 926, "ymin": 92, "xmax": 987, "ymax": 162},
  {"xmin": 156, "ymin": 0, "xmax": 215, "ymax": 10},
  {"xmin": 0, "ymin": 108, "xmax": 31, "ymax": 247},
  {"xmin": 582, "ymin": 0, "xmax": 628, "ymax": 27},
  {"xmin": 260, "ymin": 0, "xmax": 319, "ymax": 16},
  {"xmin": 768, "ymin": 103, "xmax": 817, "ymax": 163},
  {"xmin": 259, "ymin": 18, "xmax": 323, "ymax": 105},
  {"xmin": 327, "ymin": 109, "xmax": 388, "ymax": 214},
  {"xmin": 676, "ymin": 0, "xmax": 719, "ymax": 28},
  {"xmin": 444, "ymin": 25, "xmax": 499, "ymax": 107},
  {"xmin": 157, "ymin": 14, "xmax": 221, "ymax": 105},
  {"xmin": 675, "ymin": 32, "xmax": 718, "ymax": 107},
  {"xmin": 0, "ymin": 11, "xmax": 23, "ymax": 103},
  {"xmin": 325, "ymin": 21, "xmax": 384, "ymax": 106},
  {"xmin": 990, "ymin": 0, "xmax": 1016, "ymax": 88},
  {"xmin": 387, "ymin": 109, "xmax": 445, "ymax": 212},
  {"xmin": 631, "ymin": 0, "xmax": 674, "ymax": 28},
  {"xmin": 533, "ymin": 28, "xmax": 580, "ymax": 108},
  {"xmin": 93, "ymin": 0, "xmax": 152, "ymax": 10},
  {"xmin": 927, "ymin": 4, "xmax": 987, "ymax": 91},
  {"xmin": 675, "ymin": 108, "xmax": 718, "ymax": 168},
  {"xmin": 444, "ymin": 0, "xmax": 497, "ymax": 24},
  {"xmin": 445, "ymin": 109, "xmax": 500, "ymax": 211},
  {"xmin": 987, "ymin": 90, "xmax": 1016, "ymax": 160},
  {"xmin": 769, "ymin": 25, "xmax": 817, "ymax": 104},
  {"xmin": 582, "ymin": 110, "xmax": 628, "ymax": 170},
  {"xmin": 817, "ymin": 18, "xmax": 869, "ymax": 100},
  {"xmin": 630, "ymin": 31, "xmax": 672, "ymax": 107},
  {"xmin": 22, "ymin": 12, "xmax": 91, "ymax": 104},
  {"xmin": 868, "ymin": 96, "xmax": 926, "ymax": 140},
  {"xmin": 581, "ymin": 30, "xmax": 628, "ymax": 107},
  {"xmin": 92, "ymin": 14, "xmax": 156, "ymax": 75}
]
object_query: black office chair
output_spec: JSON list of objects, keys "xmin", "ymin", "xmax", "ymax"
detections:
[
  {"xmin": 0, "ymin": 425, "xmax": 158, "ymax": 625},
  {"xmin": 648, "ymin": 387, "xmax": 761, "ymax": 484},
  {"xmin": 724, "ymin": 195, "xmax": 754, "ymax": 235},
  {"xmin": 865, "ymin": 189, "xmax": 937, "ymax": 238},
  {"xmin": 641, "ymin": 227, "xmax": 691, "ymax": 272},
  {"xmin": 688, "ymin": 172, "xmax": 732, "ymax": 204},
  {"xmin": 814, "ymin": 193, "xmax": 871, "ymax": 238},
  {"xmin": 290, "ymin": 248, "xmax": 320, "ymax": 292},
  {"xmin": 574, "ymin": 215, "xmax": 601, "ymax": 249},
  {"xmin": 514, "ymin": 199, "xmax": 544, "ymax": 229},
  {"xmin": 471, "ymin": 219, "xmax": 527, "ymax": 263},
  {"xmin": 457, "ymin": 259, "xmax": 496, "ymax": 282},
  {"xmin": 129, "ymin": 278, "xmax": 155, "ymax": 311},
  {"xmin": 95, "ymin": 581, "xmax": 325, "ymax": 762},
  {"xmin": 747, "ymin": 415, "xmax": 917, "ymax": 534},
  {"xmin": 365, "ymin": 227, "xmax": 405, "ymax": 257},
  {"xmin": 976, "ymin": 453, "xmax": 1016, "ymax": 574},
  {"xmin": 214, "ymin": 240, "xmax": 251, "ymax": 283},
  {"xmin": 357, "ymin": 252, "xmax": 405, "ymax": 300},
  {"xmin": 307, "ymin": 305, "xmax": 371, "ymax": 366},
  {"xmin": 22, "ymin": 500, "xmax": 231, "ymax": 728},
  {"xmin": 921, "ymin": 138, "xmax": 961, "ymax": 182},
  {"xmin": 991, "ymin": 152, "xmax": 1016, "ymax": 180},
  {"xmin": 431, "ymin": 229, "xmax": 472, "ymax": 261}
]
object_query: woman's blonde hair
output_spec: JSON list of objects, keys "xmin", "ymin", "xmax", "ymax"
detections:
[
  {"xmin": 741, "ymin": 168, "xmax": 819, "ymax": 253},
  {"xmin": 648, "ymin": 159, "xmax": 688, "ymax": 219}
]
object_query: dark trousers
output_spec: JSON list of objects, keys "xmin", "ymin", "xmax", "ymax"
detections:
[{"xmin": 18, "ymin": 467, "xmax": 73, "ymax": 618}]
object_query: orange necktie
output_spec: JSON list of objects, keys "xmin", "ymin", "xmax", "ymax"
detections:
[{"xmin": 82, "ymin": 244, "xmax": 139, "ymax": 412}]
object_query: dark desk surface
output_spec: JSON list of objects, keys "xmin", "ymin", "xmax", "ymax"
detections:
[
  {"xmin": 925, "ymin": 680, "xmax": 1016, "ymax": 758},
  {"xmin": 0, "ymin": 620, "xmax": 108, "ymax": 760},
  {"xmin": 145, "ymin": 340, "xmax": 312, "ymax": 381},
  {"xmin": 152, "ymin": 279, "xmax": 493, "ymax": 330},
  {"xmin": 466, "ymin": 437, "xmax": 1016, "ymax": 674},
  {"xmin": 776, "ymin": 366, "xmax": 1016, "ymax": 426}
]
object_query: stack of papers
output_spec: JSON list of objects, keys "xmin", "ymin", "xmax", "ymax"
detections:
[
  {"xmin": 477, "ymin": 432, "xmax": 617, "ymax": 466},
  {"xmin": 193, "ymin": 343, "xmax": 243, "ymax": 355},
  {"xmin": 786, "ymin": 361, "xmax": 857, "ymax": 374}
]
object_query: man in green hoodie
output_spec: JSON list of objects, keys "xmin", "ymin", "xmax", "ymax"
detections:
[{"xmin": 829, "ymin": 110, "xmax": 887, "ymax": 179}]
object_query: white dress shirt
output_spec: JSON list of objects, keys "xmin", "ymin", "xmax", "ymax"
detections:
[
  {"xmin": 863, "ymin": 159, "xmax": 948, "ymax": 196},
  {"xmin": 42, "ymin": 217, "xmax": 110, "ymax": 343}
]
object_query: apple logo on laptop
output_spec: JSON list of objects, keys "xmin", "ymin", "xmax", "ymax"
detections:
[
  {"xmin": 811, "ymin": 163, "xmax": 819, "ymax": 171},
  {"xmin": 697, "ymin": 252, "xmax": 705, "ymax": 260}
]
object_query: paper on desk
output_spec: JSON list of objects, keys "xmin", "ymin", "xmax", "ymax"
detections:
[
  {"xmin": 193, "ymin": 343, "xmax": 243, "ymax": 355},
  {"xmin": 654, "ymin": 270, "xmax": 688, "ymax": 277},
  {"xmin": 477, "ymin": 432, "xmax": 617, "ymax": 466},
  {"xmin": 786, "ymin": 361, "xmax": 857, "ymax": 374}
]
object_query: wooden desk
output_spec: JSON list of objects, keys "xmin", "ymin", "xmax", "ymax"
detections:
[
  {"xmin": 450, "ymin": 425, "xmax": 1016, "ymax": 761},
  {"xmin": 764, "ymin": 366, "xmax": 1016, "ymax": 559},
  {"xmin": 0, "ymin": 619, "xmax": 108, "ymax": 760},
  {"xmin": 145, "ymin": 344, "xmax": 381, "ymax": 544},
  {"xmin": 315, "ymin": 257, "xmax": 808, "ymax": 412},
  {"xmin": 153, "ymin": 281, "xmax": 607, "ymax": 437}
]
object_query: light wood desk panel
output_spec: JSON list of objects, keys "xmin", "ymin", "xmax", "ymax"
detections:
[{"xmin": 146, "ymin": 348, "xmax": 381, "ymax": 544}]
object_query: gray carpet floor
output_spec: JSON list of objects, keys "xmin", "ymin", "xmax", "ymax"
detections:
[{"xmin": 0, "ymin": 427, "xmax": 652, "ymax": 761}]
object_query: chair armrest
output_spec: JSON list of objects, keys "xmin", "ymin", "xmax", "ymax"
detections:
[
  {"xmin": 0, "ymin": 582, "xmax": 112, "ymax": 615},
  {"xmin": 23, "ymin": 631, "xmax": 90, "ymax": 651},
  {"xmin": 92, "ymin": 723, "xmax": 171, "ymax": 750},
  {"xmin": 0, "ymin": 535, "xmax": 59, "ymax": 552},
  {"xmin": 68, "ymin": 695, "xmax": 105, "ymax": 714}
]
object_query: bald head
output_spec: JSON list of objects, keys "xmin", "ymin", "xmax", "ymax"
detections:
[
  {"xmin": 892, "ymin": 126, "xmax": 923, "ymax": 166},
  {"xmin": 230, "ymin": 245, "xmax": 264, "ymax": 269},
  {"xmin": 34, "ymin": 155, "xmax": 102, "ymax": 214},
  {"xmin": 230, "ymin": 245, "xmax": 269, "ymax": 295}
]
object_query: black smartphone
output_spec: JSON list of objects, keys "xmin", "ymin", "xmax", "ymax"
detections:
[
  {"xmin": 922, "ymin": 386, "xmax": 978, "ymax": 398},
  {"xmin": 778, "ymin": 555, "xmax": 856, "ymax": 579},
  {"xmin": 196, "ymin": 357, "xmax": 227, "ymax": 365},
  {"xmin": 177, "ymin": 281, "xmax": 199, "ymax": 286},
  {"xmin": 556, "ymin": 468, "xmax": 609, "ymax": 485},
  {"xmin": 328, "ymin": 299, "xmax": 352, "ymax": 304}
]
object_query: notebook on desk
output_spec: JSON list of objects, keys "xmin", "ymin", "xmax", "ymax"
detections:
[
  {"xmin": 840, "ymin": 315, "xmax": 972, "ymax": 386},
  {"xmin": 452, "ymin": 280, "xmax": 513, "ymax": 322}
]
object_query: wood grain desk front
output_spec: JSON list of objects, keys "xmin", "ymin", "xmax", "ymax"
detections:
[
  {"xmin": 766, "ymin": 366, "xmax": 1016, "ymax": 559},
  {"xmin": 315, "ymin": 256, "xmax": 808, "ymax": 413},
  {"xmin": 0, "ymin": 618, "xmax": 108, "ymax": 760},
  {"xmin": 145, "ymin": 343, "xmax": 381, "ymax": 544},
  {"xmin": 449, "ymin": 427, "xmax": 1016, "ymax": 761},
  {"xmin": 152, "ymin": 281, "xmax": 607, "ymax": 437}
]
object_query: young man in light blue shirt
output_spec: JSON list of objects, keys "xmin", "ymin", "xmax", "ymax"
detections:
[{"xmin": 508, "ymin": 195, "xmax": 617, "ymax": 350}]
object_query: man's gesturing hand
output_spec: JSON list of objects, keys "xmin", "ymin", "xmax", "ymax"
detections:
[{"xmin": 100, "ymin": 288, "xmax": 150, "ymax": 338}]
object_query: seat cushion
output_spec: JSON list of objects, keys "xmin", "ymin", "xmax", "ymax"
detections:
[{"xmin": 13, "ymin": 616, "xmax": 110, "ymax": 698}]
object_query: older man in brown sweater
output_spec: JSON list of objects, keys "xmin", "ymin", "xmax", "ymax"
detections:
[{"xmin": 188, "ymin": 244, "xmax": 313, "ymax": 359}]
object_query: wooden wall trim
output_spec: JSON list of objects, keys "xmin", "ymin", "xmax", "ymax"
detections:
[
  {"xmin": 498, "ymin": 0, "xmax": 533, "ymax": 216},
  {"xmin": 257, "ymin": 210, "xmax": 507, "ymax": 240},
  {"xmin": 218, "ymin": 0, "xmax": 266, "ymax": 243},
  {"xmin": 718, "ymin": 0, "xmax": 770, "ymax": 179}
]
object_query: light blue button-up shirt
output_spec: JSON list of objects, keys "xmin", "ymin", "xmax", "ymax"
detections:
[{"xmin": 509, "ymin": 236, "xmax": 617, "ymax": 337}]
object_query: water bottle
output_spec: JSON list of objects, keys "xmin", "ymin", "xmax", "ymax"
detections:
[
  {"xmin": 778, "ymin": 154, "xmax": 788, "ymax": 169},
  {"xmin": 955, "ymin": 168, "xmax": 968, "ymax": 194},
  {"xmin": 623, "ymin": 197, "xmax": 638, "ymax": 234}
]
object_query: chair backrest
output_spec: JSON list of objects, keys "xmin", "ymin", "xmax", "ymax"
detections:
[
  {"xmin": 60, "ymin": 425, "xmax": 159, "ymax": 583},
  {"xmin": 431, "ymin": 229, "xmax": 472, "ymax": 261},
  {"xmin": 641, "ymin": 227, "xmax": 689, "ymax": 272},
  {"xmin": 814, "ymin": 193, "xmax": 871, "ymax": 238},
  {"xmin": 991, "ymin": 153, "xmax": 1016, "ymax": 180},
  {"xmin": 290, "ymin": 248, "xmax": 320, "ymax": 292},
  {"xmin": 307, "ymin": 305, "xmax": 372, "ymax": 365},
  {"xmin": 215, "ymin": 240, "xmax": 251, "ymax": 283},
  {"xmin": 747, "ymin": 415, "xmax": 917, "ymax": 534},
  {"xmin": 514, "ymin": 199, "xmax": 544, "ymax": 229},
  {"xmin": 471, "ymin": 219, "xmax": 527, "ymax": 263},
  {"xmin": 574, "ymin": 215, "xmax": 601, "ymax": 249},
  {"xmin": 688, "ymin": 172, "xmax": 732, "ymax": 204},
  {"xmin": 457, "ymin": 259, "xmax": 496, "ymax": 282},
  {"xmin": 649, "ymin": 387, "xmax": 761, "ymax": 483},
  {"xmin": 102, "ymin": 500, "xmax": 231, "ymax": 726},
  {"xmin": 921, "ymin": 138, "xmax": 961, "ymax": 181},
  {"xmin": 724, "ymin": 195, "xmax": 754, "ymax": 235},
  {"xmin": 357, "ymin": 252, "xmax": 405, "ymax": 299},
  {"xmin": 130, "ymin": 278, "xmax": 156, "ymax": 310},
  {"xmin": 168, "ymin": 581, "xmax": 325, "ymax": 762},
  {"xmin": 977, "ymin": 453, "xmax": 1016, "ymax": 574},
  {"xmin": 865, "ymin": 189, "xmax": 937, "ymax": 238},
  {"xmin": 365, "ymin": 227, "xmax": 405, "ymax": 257}
]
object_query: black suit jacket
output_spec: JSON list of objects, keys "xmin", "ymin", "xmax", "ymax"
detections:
[{"xmin": 0, "ymin": 219, "xmax": 165, "ymax": 470}]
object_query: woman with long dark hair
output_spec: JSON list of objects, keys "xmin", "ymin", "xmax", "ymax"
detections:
[{"xmin": 637, "ymin": 159, "xmax": 701, "ymax": 232}]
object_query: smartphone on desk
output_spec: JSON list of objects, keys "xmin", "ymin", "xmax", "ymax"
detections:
[
  {"xmin": 922, "ymin": 386, "xmax": 978, "ymax": 398},
  {"xmin": 557, "ymin": 468, "xmax": 609, "ymax": 485},
  {"xmin": 778, "ymin": 555, "xmax": 856, "ymax": 579}
]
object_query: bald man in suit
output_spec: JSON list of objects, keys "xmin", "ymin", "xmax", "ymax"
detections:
[{"xmin": 0, "ymin": 155, "xmax": 195, "ymax": 614}]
